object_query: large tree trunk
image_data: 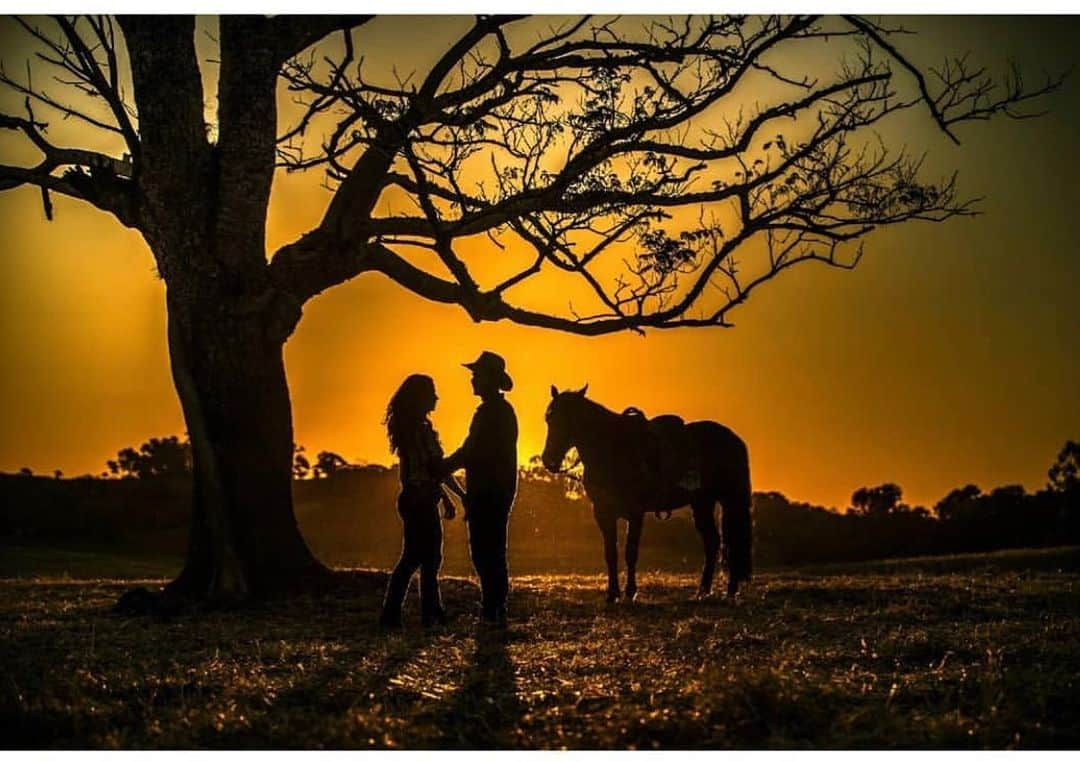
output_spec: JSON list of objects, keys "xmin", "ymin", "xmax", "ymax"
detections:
[
  {"xmin": 162, "ymin": 280, "xmax": 325, "ymax": 601},
  {"xmin": 113, "ymin": 16, "xmax": 334, "ymax": 606}
]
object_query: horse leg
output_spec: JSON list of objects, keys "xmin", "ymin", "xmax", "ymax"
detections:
[
  {"xmin": 624, "ymin": 514, "xmax": 643, "ymax": 602},
  {"xmin": 595, "ymin": 508, "xmax": 620, "ymax": 603},
  {"xmin": 692, "ymin": 499, "xmax": 721, "ymax": 598},
  {"xmin": 720, "ymin": 484, "xmax": 753, "ymax": 599},
  {"xmin": 726, "ymin": 573, "xmax": 739, "ymax": 598}
]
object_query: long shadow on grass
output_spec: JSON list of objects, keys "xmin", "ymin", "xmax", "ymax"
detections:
[
  {"xmin": 234, "ymin": 631, "xmax": 431, "ymax": 749},
  {"xmin": 260, "ymin": 573, "xmax": 477, "ymax": 704},
  {"xmin": 436, "ymin": 627, "xmax": 524, "ymax": 748}
]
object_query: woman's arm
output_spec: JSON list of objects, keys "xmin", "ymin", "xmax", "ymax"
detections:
[{"xmin": 442, "ymin": 447, "xmax": 465, "ymax": 474}]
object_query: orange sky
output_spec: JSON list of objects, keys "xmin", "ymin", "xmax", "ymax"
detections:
[{"xmin": 1, "ymin": 16, "xmax": 1078, "ymax": 509}]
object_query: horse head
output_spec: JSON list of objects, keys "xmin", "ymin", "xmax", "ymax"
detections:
[{"xmin": 541, "ymin": 383, "xmax": 588, "ymax": 472}]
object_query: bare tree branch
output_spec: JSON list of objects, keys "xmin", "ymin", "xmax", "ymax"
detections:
[
  {"xmin": 0, "ymin": 14, "xmax": 1063, "ymax": 336},
  {"xmin": 1, "ymin": 16, "xmax": 140, "ymax": 156},
  {"xmin": 269, "ymin": 14, "xmax": 1056, "ymax": 334},
  {"xmin": 843, "ymin": 14, "xmax": 1066, "ymax": 144},
  {"xmin": 0, "ymin": 100, "xmax": 136, "ymax": 223},
  {"xmin": 271, "ymin": 15, "xmax": 373, "ymax": 64},
  {"xmin": 53, "ymin": 16, "xmax": 140, "ymax": 157}
]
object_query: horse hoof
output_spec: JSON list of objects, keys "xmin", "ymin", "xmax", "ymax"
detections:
[
  {"xmin": 605, "ymin": 591, "xmax": 620, "ymax": 605},
  {"xmin": 624, "ymin": 589, "xmax": 638, "ymax": 603},
  {"xmin": 694, "ymin": 589, "xmax": 715, "ymax": 601}
]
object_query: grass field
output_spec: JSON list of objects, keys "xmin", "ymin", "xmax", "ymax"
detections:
[{"xmin": 2, "ymin": 545, "xmax": 1078, "ymax": 749}]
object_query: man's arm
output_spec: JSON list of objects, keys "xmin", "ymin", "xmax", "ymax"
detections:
[
  {"xmin": 443, "ymin": 409, "xmax": 480, "ymax": 473},
  {"xmin": 443, "ymin": 448, "xmax": 464, "ymax": 473}
]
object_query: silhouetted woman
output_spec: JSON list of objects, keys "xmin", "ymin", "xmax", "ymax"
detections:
[{"xmin": 380, "ymin": 374, "xmax": 463, "ymax": 628}]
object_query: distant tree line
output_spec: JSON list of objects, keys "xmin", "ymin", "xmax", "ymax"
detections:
[
  {"xmin": 5, "ymin": 438, "xmax": 1077, "ymax": 570},
  {"xmin": 753, "ymin": 441, "xmax": 1080, "ymax": 565},
  {"xmin": 77, "ymin": 436, "xmax": 364, "ymax": 481},
  {"xmin": 106, "ymin": 436, "xmax": 190, "ymax": 480}
]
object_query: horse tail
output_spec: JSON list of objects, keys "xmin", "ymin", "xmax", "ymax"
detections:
[{"xmin": 721, "ymin": 441, "xmax": 753, "ymax": 583}]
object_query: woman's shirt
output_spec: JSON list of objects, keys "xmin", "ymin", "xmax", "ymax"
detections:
[{"xmin": 399, "ymin": 420, "xmax": 444, "ymax": 498}]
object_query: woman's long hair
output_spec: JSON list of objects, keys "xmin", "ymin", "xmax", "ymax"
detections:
[{"xmin": 384, "ymin": 374, "xmax": 437, "ymax": 455}]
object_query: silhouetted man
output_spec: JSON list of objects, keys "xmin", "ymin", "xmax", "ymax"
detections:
[{"xmin": 444, "ymin": 351, "xmax": 518, "ymax": 625}]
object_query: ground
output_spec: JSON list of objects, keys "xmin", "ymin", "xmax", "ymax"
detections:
[{"xmin": 1, "ymin": 546, "xmax": 1078, "ymax": 749}]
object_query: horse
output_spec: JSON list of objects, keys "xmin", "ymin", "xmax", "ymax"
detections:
[{"xmin": 541, "ymin": 384, "xmax": 752, "ymax": 602}]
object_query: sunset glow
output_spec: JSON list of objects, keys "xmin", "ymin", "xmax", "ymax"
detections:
[{"xmin": 1, "ymin": 15, "xmax": 1077, "ymax": 509}]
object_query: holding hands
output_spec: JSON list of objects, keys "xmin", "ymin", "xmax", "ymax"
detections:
[{"xmin": 441, "ymin": 472, "xmax": 466, "ymax": 521}]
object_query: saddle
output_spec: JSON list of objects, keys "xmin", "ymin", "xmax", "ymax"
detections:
[{"xmin": 622, "ymin": 407, "xmax": 702, "ymax": 515}]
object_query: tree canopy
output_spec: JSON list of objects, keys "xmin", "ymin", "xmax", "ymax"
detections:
[
  {"xmin": 106, "ymin": 435, "xmax": 192, "ymax": 479},
  {"xmin": 1, "ymin": 15, "xmax": 1063, "ymax": 335}
]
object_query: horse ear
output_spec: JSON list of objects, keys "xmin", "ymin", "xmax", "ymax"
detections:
[
  {"xmin": 576, "ymin": 383, "xmax": 589, "ymax": 396},
  {"xmin": 550, "ymin": 384, "xmax": 559, "ymax": 399}
]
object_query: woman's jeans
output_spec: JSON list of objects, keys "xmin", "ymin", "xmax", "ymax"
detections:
[{"xmin": 382, "ymin": 490, "xmax": 444, "ymax": 623}]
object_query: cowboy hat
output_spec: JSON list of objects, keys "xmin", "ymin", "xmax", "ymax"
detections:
[{"xmin": 463, "ymin": 350, "xmax": 513, "ymax": 391}]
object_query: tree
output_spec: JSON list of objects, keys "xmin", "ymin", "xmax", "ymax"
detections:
[
  {"xmin": 981, "ymin": 484, "xmax": 1030, "ymax": 528},
  {"xmin": 934, "ymin": 483, "xmax": 982, "ymax": 521},
  {"xmin": 106, "ymin": 435, "xmax": 192, "ymax": 480},
  {"xmin": 292, "ymin": 444, "xmax": 311, "ymax": 480},
  {"xmin": 0, "ymin": 15, "xmax": 1061, "ymax": 602},
  {"xmin": 1048, "ymin": 441, "xmax": 1080, "ymax": 494},
  {"xmin": 313, "ymin": 450, "xmax": 350, "ymax": 479},
  {"xmin": 851, "ymin": 482, "xmax": 903, "ymax": 516}
]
